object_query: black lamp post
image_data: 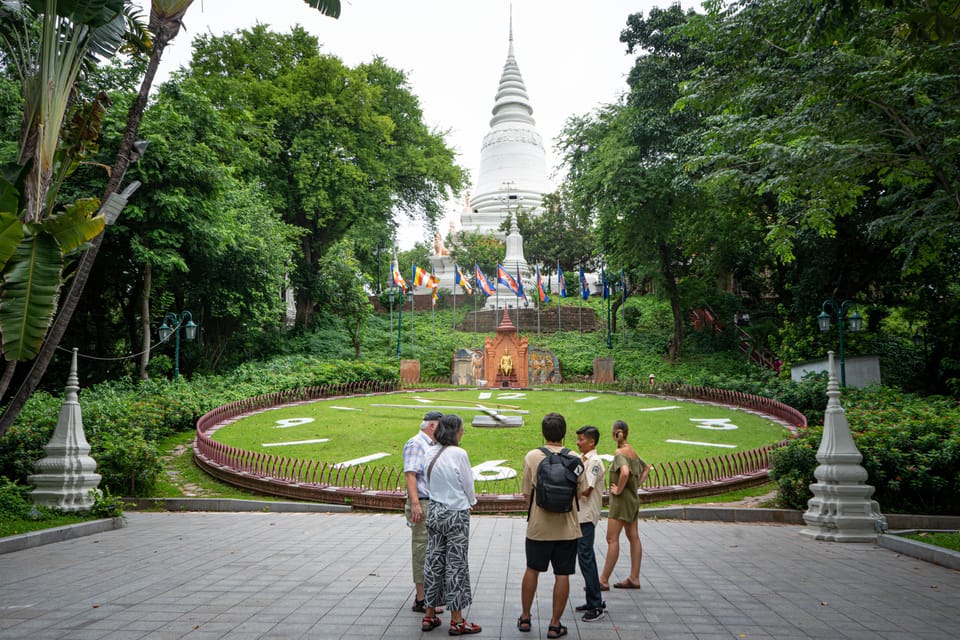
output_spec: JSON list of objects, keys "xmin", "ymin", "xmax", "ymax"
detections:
[
  {"xmin": 816, "ymin": 299, "xmax": 862, "ymax": 387},
  {"xmin": 158, "ymin": 310, "xmax": 198, "ymax": 381}
]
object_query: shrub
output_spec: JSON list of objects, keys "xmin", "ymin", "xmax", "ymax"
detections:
[
  {"xmin": 94, "ymin": 429, "xmax": 163, "ymax": 497},
  {"xmin": 0, "ymin": 476, "xmax": 34, "ymax": 519},
  {"xmin": 768, "ymin": 388, "xmax": 960, "ymax": 514}
]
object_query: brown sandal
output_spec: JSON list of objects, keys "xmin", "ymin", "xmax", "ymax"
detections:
[{"xmin": 422, "ymin": 616, "xmax": 442, "ymax": 632}]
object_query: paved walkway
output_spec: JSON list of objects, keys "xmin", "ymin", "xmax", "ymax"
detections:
[{"xmin": 1, "ymin": 512, "xmax": 958, "ymax": 639}]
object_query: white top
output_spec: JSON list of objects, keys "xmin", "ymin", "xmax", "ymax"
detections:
[
  {"xmin": 424, "ymin": 445, "xmax": 477, "ymax": 511},
  {"xmin": 578, "ymin": 449, "xmax": 605, "ymax": 525}
]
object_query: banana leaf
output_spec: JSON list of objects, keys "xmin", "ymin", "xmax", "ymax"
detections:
[{"xmin": 0, "ymin": 231, "xmax": 62, "ymax": 361}]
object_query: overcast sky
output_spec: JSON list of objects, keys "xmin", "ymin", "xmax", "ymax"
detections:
[{"xmin": 134, "ymin": 0, "xmax": 692, "ymax": 246}]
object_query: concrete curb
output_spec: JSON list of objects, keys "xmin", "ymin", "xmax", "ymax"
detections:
[
  {"xmin": 0, "ymin": 516, "xmax": 126, "ymax": 555},
  {"xmin": 879, "ymin": 531, "xmax": 960, "ymax": 570},
  {"xmin": 638, "ymin": 506, "xmax": 806, "ymax": 524},
  {"xmin": 122, "ymin": 497, "xmax": 351, "ymax": 513}
]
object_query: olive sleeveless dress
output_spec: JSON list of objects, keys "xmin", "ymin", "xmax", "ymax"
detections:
[{"xmin": 608, "ymin": 453, "xmax": 645, "ymax": 523}]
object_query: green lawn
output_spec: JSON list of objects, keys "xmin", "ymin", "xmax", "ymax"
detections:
[
  {"xmin": 902, "ymin": 532, "xmax": 960, "ymax": 552},
  {"xmin": 211, "ymin": 389, "xmax": 789, "ymax": 477}
]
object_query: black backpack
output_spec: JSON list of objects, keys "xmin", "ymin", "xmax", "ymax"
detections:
[{"xmin": 531, "ymin": 447, "xmax": 584, "ymax": 514}]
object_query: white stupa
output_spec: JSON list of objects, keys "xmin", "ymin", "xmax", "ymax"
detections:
[{"xmin": 460, "ymin": 17, "xmax": 550, "ymax": 235}]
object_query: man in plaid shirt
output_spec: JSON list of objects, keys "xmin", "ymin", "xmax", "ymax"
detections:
[{"xmin": 403, "ymin": 410, "xmax": 443, "ymax": 613}]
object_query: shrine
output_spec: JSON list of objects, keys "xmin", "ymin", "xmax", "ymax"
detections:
[{"xmin": 484, "ymin": 310, "xmax": 528, "ymax": 388}]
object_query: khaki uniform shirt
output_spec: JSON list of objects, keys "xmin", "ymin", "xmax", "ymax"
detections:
[{"xmin": 578, "ymin": 449, "xmax": 605, "ymax": 525}]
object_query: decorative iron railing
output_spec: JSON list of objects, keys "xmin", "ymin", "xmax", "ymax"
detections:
[{"xmin": 193, "ymin": 380, "xmax": 803, "ymax": 512}]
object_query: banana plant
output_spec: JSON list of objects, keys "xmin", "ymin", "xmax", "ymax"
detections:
[{"xmin": 0, "ymin": 0, "xmax": 129, "ymax": 361}]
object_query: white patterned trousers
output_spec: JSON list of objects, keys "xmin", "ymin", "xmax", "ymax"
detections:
[{"xmin": 423, "ymin": 502, "xmax": 472, "ymax": 612}]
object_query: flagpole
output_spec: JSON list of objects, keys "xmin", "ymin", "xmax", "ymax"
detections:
[
  {"xmin": 578, "ymin": 264, "xmax": 583, "ymax": 335},
  {"xmin": 410, "ymin": 265, "xmax": 416, "ymax": 357},
  {"xmin": 557, "ymin": 265, "xmax": 562, "ymax": 332},
  {"xmin": 452, "ymin": 272, "xmax": 457, "ymax": 330},
  {"xmin": 474, "ymin": 289, "xmax": 478, "ymax": 333}
]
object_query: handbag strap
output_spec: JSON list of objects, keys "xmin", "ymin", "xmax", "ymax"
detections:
[{"xmin": 426, "ymin": 445, "xmax": 448, "ymax": 485}]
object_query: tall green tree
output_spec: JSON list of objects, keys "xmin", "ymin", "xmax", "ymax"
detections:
[
  {"xmin": 187, "ymin": 28, "xmax": 464, "ymax": 327},
  {"xmin": 316, "ymin": 240, "xmax": 373, "ymax": 358},
  {"xmin": 0, "ymin": 0, "xmax": 341, "ymax": 437},
  {"xmin": 558, "ymin": 5, "xmax": 708, "ymax": 361}
]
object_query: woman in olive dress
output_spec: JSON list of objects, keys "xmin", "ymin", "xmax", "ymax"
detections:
[{"xmin": 599, "ymin": 420, "xmax": 650, "ymax": 590}]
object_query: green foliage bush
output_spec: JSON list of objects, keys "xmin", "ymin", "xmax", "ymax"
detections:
[
  {"xmin": 0, "ymin": 476, "xmax": 33, "ymax": 519},
  {"xmin": 0, "ymin": 356, "xmax": 399, "ymax": 496},
  {"xmin": 769, "ymin": 387, "xmax": 960, "ymax": 514}
]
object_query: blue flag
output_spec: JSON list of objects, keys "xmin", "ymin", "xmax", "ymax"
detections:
[
  {"xmin": 579, "ymin": 266, "xmax": 589, "ymax": 300},
  {"xmin": 558, "ymin": 262, "xmax": 567, "ymax": 298}
]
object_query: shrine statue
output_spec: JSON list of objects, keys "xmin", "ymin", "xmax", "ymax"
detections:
[
  {"xmin": 433, "ymin": 231, "xmax": 450, "ymax": 256},
  {"xmin": 498, "ymin": 349, "xmax": 514, "ymax": 377}
]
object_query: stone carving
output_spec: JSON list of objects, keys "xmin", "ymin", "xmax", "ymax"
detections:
[
  {"xmin": 481, "ymin": 127, "xmax": 543, "ymax": 150},
  {"xmin": 433, "ymin": 231, "xmax": 450, "ymax": 256}
]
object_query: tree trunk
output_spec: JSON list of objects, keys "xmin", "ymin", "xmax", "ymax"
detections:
[
  {"xmin": 659, "ymin": 242, "xmax": 683, "ymax": 362},
  {"xmin": 0, "ymin": 28, "xmax": 176, "ymax": 438},
  {"xmin": 0, "ymin": 360, "xmax": 16, "ymax": 400},
  {"xmin": 138, "ymin": 263, "xmax": 152, "ymax": 379}
]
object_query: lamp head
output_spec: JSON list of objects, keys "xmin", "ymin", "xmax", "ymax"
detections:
[
  {"xmin": 817, "ymin": 310, "xmax": 831, "ymax": 333},
  {"xmin": 158, "ymin": 320, "xmax": 172, "ymax": 342},
  {"xmin": 848, "ymin": 310, "xmax": 863, "ymax": 333},
  {"xmin": 183, "ymin": 319, "xmax": 198, "ymax": 341}
]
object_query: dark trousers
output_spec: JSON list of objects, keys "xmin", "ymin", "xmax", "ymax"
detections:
[{"xmin": 577, "ymin": 521, "xmax": 603, "ymax": 608}]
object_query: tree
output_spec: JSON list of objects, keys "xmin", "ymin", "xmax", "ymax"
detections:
[
  {"xmin": 508, "ymin": 191, "xmax": 595, "ymax": 272},
  {"xmin": 187, "ymin": 29, "xmax": 464, "ymax": 327},
  {"xmin": 0, "ymin": 0, "xmax": 341, "ymax": 437},
  {"xmin": 316, "ymin": 240, "xmax": 373, "ymax": 358},
  {"xmin": 558, "ymin": 5, "xmax": 707, "ymax": 361}
]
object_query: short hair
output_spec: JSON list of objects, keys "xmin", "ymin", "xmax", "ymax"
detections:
[
  {"xmin": 435, "ymin": 414, "xmax": 464, "ymax": 446},
  {"xmin": 612, "ymin": 420, "xmax": 629, "ymax": 437},
  {"xmin": 541, "ymin": 412, "xmax": 567, "ymax": 442},
  {"xmin": 576, "ymin": 425, "xmax": 600, "ymax": 445}
]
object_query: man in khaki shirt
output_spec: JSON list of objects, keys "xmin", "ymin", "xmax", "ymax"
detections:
[{"xmin": 517, "ymin": 412, "xmax": 587, "ymax": 638}]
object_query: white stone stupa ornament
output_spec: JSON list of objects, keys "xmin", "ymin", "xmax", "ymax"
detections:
[
  {"xmin": 461, "ymin": 13, "xmax": 551, "ymax": 234},
  {"xmin": 28, "ymin": 348, "xmax": 102, "ymax": 512},
  {"xmin": 801, "ymin": 351, "xmax": 886, "ymax": 541}
]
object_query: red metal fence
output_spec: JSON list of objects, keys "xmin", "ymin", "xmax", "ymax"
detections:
[{"xmin": 193, "ymin": 380, "xmax": 804, "ymax": 512}]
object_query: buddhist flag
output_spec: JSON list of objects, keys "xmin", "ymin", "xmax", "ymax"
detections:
[
  {"xmin": 579, "ymin": 266, "xmax": 590, "ymax": 300},
  {"xmin": 536, "ymin": 265, "xmax": 550, "ymax": 303},
  {"xmin": 475, "ymin": 264, "xmax": 496, "ymax": 296},
  {"xmin": 391, "ymin": 252, "xmax": 408, "ymax": 292},
  {"xmin": 413, "ymin": 265, "xmax": 436, "ymax": 288},
  {"xmin": 557, "ymin": 262, "xmax": 567, "ymax": 298},
  {"xmin": 455, "ymin": 265, "xmax": 473, "ymax": 294},
  {"xmin": 432, "ymin": 283, "xmax": 440, "ymax": 305},
  {"xmin": 497, "ymin": 264, "xmax": 522, "ymax": 297}
]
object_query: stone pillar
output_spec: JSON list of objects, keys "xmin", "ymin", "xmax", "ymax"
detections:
[
  {"xmin": 593, "ymin": 357, "xmax": 614, "ymax": 384},
  {"xmin": 400, "ymin": 359, "xmax": 421, "ymax": 385},
  {"xmin": 28, "ymin": 349, "xmax": 101, "ymax": 512},
  {"xmin": 801, "ymin": 351, "xmax": 886, "ymax": 542}
]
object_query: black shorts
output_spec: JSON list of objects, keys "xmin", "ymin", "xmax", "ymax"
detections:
[{"xmin": 525, "ymin": 538, "xmax": 578, "ymax": 575}]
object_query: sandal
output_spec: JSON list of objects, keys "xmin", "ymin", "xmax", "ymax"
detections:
[
  {"xmin": 413, "ymin": 598, "xmax": 444, "ymax": 613},
  {"xmin": 421, "ymin": 616, "xmax": 442, "ymax": 632},
  {"xmin": 547, "ymin": 624, "xmax": 568, "ymax": 638},
  {"xmin": 517, "ymin": 616, "xmax": 531, "ymax": 632},
  {"xmin": 449, "ymin": 620, "xmax": 481, "ymax": 635}
]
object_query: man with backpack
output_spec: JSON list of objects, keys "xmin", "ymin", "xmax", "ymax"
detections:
[{"xmin": 517, "ymin": 413, "xmax": 586, "ymax": 638}]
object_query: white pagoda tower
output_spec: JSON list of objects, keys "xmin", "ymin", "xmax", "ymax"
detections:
[{"xmin": 460, "ymin": 17, "xmax": 550, "ymax": 235}]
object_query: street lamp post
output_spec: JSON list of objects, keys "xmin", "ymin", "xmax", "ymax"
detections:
[
  {"xmin": 158, "ymin": 310, "xmax": 198, "ymax": 381},
  {"xmin": 816, "ymin": 299, "xmax": 862, "ymax": 387}
]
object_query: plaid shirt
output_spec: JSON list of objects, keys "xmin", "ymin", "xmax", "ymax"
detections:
[{"xmin": 402, "ymin": 430, "xmax": 435, "ymax": 499}]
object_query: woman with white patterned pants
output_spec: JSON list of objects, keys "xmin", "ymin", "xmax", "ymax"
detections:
[{"xmin": 420, "ymin": 414, "xmax": 481, "ymax": 635}]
